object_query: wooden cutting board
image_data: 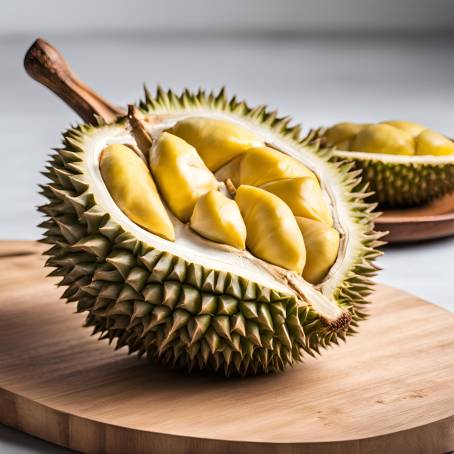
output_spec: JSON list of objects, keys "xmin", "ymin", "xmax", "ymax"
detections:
[{"xmin": 1, "ymin": 241, "xmax": 454, "ymax": 454}]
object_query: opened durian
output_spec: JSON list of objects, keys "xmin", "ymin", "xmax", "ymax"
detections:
[
  {"xmin": 317, "ymin": 121, "xmax": 454, "ymax": 206},
  {"xmin": 39, "ymin": 88, "xmax": 383, "ymax": 376}
]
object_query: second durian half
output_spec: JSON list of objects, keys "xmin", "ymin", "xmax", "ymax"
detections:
[
  {"xmin": 316, "ymin": 121, "xmax": 454, "ymax": 207},
  {"xmin": 40, "ymin": 88, "xmax": 383, "ymax": 376}
]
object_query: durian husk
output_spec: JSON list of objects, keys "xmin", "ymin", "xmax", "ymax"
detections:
[
  {"xmin": 312, "ymin": 128, "xmax": 454, "ymax": 207},
  {"xmin": 39, "ymin": 89, "xmax": 384, "ymax": 376},
  {"xmin": 349, "ymin": 156, "xmax": 454, "ymax": 206}
]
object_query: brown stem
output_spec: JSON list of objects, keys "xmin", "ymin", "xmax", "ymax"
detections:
[{"xmin": 24, "ymin": 38, "xmax": 125, "ymax": 124}]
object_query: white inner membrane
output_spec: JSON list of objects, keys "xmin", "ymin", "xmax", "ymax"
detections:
[
  {"xmin": 83, "ymin": 111, "xmax": 362, "ymax": 297},
  {"xmin": 334, "ymin": 149, "xmax": 454, "ymax": 163}
]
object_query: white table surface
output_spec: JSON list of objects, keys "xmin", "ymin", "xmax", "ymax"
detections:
[{"xmin": 1, "ymin": 33, "xmax": 453, "ymax": 452}]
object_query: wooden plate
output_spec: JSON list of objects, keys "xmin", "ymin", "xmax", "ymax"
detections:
[
  {"xmin": 1, "ymin": 241, "xmax": 454, "ymax": 454},
  {"xmin": 376, "ymin": 192, "xmax": 454, "ymax": 243}
]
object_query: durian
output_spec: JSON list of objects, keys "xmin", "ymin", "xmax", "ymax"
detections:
[
  {"xmin": 239, "ymin": 146, "xmax": 318, "ymax": 186},
  {"xmin": 323, "ymin": 122, "xmax": 366, "ymax": 150},
  {"xmin": 39, "ymin": 88, "xmax": 383, "ymax": 376},
  {"xmin": 350, "ymin": 124, "xmax": 414, "ymax": 156},
  {"xmin": 381, "ymin": 120, "xmax": 425, "ymax": 138},
  {"xmin": 296, "ymin": 217, "xmax": 340, "ymax": 285},
  {"xmin": 168, "ymin": 117, "xmax": 263, "ymax": 171},
  {"xmin": 259, "ymin": 177, "xmax": 333, "ymax": 226},
  {"xmin": 318, "ymin": 120, "xmax": 454, "ymax": 206},
  {"xmin": 190, "ymin": 190, "xmax": 246, "ymax": 250},
  {"xmin": 235, "ymin": 185, "xmax": 306, "ymax": 273},
  {"xmin": 149, "ymin": 132, "xmax": 219, "ymax": 222},
  {"xmin": 415, "ymin": 129, "xmax": 454, "ymax": 156},
  {"xmin": 99, "ymin": 144, "xmax": 175, "ymax": 241}
]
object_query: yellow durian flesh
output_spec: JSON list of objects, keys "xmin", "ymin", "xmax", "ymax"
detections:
[
  {"xmin": 235, "ymin": 185, "xmax": 306, "ymax": 273},
  {"xmin": 259, "ymin": 177, "xmax": 333, "ymax": 226},
  {"xmin": 100, "ymin": 123, "xmax": 339, "ymax": 283},
  {"xmin": 190, "ymin": 190, "xmax": 246, "ymax": 250},
  {"xmin": 296, "ymin": 217, "xmax": 340, "ymax": 285},
  {"xmin": 381, "ymin": 120, "xmax": 426, "ymax": 138},
  {"xmin": 324, "ymin": 122, "xmax": 365, "ymax": 148},
  {"xmin": 350, "ymin": 124, "xmax": 414, "ymax": 155},
  {"xmin": 99, "ymin": 144, "xmax": 175, "ymax": 241},
  {"xmin": 415, "ymin": 129, "xmax": 454, "ymax": 156},
  {"xmin": 335, "ymin": 140, "xmax": 352, "ymax": 150},
  {"xmin": 215, "ymin": 155, "xmax": 243, "ymax": 187},
  {"xmin": 168, "ymin": 117, "xmax": 263, "ymax": 171},
  {"xmin": 149, "ymin": 132, "xmax": 219, "ymax": 222},
  {"xmin": 239, "ymin": 146, "xmax": 318, "ymax": 187}
]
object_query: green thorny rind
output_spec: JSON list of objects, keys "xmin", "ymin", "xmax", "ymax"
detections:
[
  {"xmin": 38, "ymin": 87, "xmax": 383, "ymax": 376},
  {"xmin": 311, "ymin": 127, "xmax": 454, "ymax": 207}
]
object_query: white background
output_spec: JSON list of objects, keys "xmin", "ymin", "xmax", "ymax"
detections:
[
  {"xmin": 2, "ymin": 0, "xmax": 454, "ymax": 35},
  {"xmin": 1, "ymin": 1, "xmax": 454, "ymax": 451}
]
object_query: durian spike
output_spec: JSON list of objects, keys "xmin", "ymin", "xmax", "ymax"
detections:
[{"xmin": 24, "ymin": 38, "xmax": 124, "ymax": 124}]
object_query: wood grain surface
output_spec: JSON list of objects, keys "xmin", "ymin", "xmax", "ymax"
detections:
[
  {"xmin": 1, "ymin": 241, "xmax": 454, "ymax": 454},
  {"xmin": 377, "ymin": 192, "xmax": 454, "ymax": 243}
]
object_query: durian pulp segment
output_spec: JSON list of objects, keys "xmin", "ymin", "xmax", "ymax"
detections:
[{"xmin": 83, "ymin": 111, "xmax": 358, "ymax": 305}]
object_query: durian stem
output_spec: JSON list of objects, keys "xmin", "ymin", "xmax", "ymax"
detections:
[{"xmin": 24, "ymin": 38, "xmax": 124, "ymax": 124}]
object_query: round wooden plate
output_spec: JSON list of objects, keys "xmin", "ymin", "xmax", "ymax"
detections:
[
  {"xmin": 376, "ymin": 192, "xmax": 454, "ymax": 243},
  {"xmin": 1, "ymin": 241, "xmax": 454, "ymax": 453}
]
